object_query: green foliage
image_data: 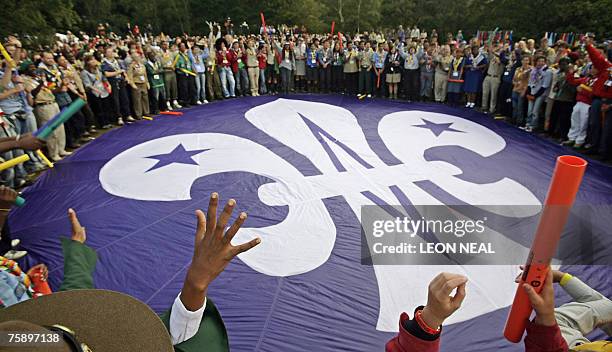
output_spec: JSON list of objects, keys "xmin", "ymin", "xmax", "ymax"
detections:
[{"xmin": 1, "ymin": 0, "xmax": 610, "ymax": 44}]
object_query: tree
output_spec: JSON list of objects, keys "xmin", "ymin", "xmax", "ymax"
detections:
[{"xmin": 1, "ymin": 0, "xmax": 79, "ymax": 42}]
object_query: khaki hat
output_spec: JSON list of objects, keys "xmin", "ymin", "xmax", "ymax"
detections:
[{"xmin": 0, "ymin": 289, "xmax": 173, "ymax": 352}]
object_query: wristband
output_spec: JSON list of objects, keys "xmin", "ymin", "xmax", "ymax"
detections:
[
  {"xmin": 415, "ymin": 309, "xmax": 441, "ymax": 335},
  {"xmin": 559, "ymin": 273, "xmax": 573, "ymax": 286}
]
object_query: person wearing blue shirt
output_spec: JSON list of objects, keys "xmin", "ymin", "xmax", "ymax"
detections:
[
  {"xmin": 189, "ymin": 42, "xmax": 209, "ymax": 104},
  {"xmin": 524, "ymin": 55, "xmax": 553, "ymax": 132}
]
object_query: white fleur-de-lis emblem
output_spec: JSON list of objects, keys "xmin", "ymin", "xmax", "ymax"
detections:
[{"xmin": 100, "ymin": 99, "xmax": 541, "ymax": 331}]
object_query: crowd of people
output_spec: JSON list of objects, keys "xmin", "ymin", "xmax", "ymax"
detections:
[
  {"xmin": 0, "ymin": 19, "xmax": 611, "ymax": 351},
  {"xmin": 0, "ymin": 22, "xmax": 610, "ymax": 194}
]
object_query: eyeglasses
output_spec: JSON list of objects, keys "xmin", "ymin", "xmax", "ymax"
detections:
[{"xmin": 46, "ymin": 324, "xmax": 93, "ymax": 352}]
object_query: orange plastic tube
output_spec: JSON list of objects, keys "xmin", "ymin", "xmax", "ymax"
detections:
[
  {"xmin": 504, "ymin": 155, "xmax": 587, "ymax": 342},
  {"xmin": 160, "ymin": 111, "xmax": 183, "ymax": 116}
]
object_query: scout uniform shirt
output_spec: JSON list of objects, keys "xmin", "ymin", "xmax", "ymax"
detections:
[
  {"xmin": 161, "ymin": 49, "xmax": 178, "ymax": 73},
  {"xmin": 435, "ymin": 54, "xmax": 452, "ymax": 75},
  {"xmin": 32, "ymin": 65, "xmax": 58, "ymax": 105},
  {"xmin": 146, "ymin": 59, "xmax": 165, "ymax": 89},
  {"xmin": 343, "ymin": 48, "xmax": 358, "ymax": 73},
  {"xmin": 127, "ymin": 60, "xmax": 148, "ymax": 86},
  {"xmin": 174, "ymin": 51, "xmax": 194, "ymax": 76},
  {"xmin": 317, "ymin": 47, "xmax": 333, "ymax": 67},
  {"xmin": 246, "ymin": 47, "xmax": 258, "ymax": 67},
  {"xmin": 306, "ymin": 48, "xmax": 318, "ymax": 68},
  {"xmin": 358, "ymin": 48, "xmax": 374, "ymax": 70}
]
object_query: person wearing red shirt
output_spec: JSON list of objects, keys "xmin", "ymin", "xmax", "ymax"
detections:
[
  {"xmin": 385, "ymin": 270, "xmax": 568, "ymax": 352},
  {"xmin": 257, "ymin": 45, "xmax": 268, "ymax": 94},
  {"xmin": 216, "ymin": 40, "xmax": 236, "ymax": 98},
  {"xmin": 584, "ymin": 38, "xmax": 612, "ymax": 160},
  {"xmin": 563, "ymin": 66, "xmax": 598, "ymax": 148}
]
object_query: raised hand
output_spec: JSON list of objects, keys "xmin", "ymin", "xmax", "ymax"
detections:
[
  {"xmin": 421, "ymin": 272, "xmax": 468, "ymax": 328},
  {"xmin": 68, "ymin": 208, "xmax": 86, "ymax": 243},
  {"xmin": 180, "ymin": 193, "xmax": 261, "ymax": 311}
]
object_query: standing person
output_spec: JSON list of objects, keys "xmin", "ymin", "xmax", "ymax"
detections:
[
  {"xmin": 216, "ymin": 39, "xmax": 236, "ymax": 98},
  {"xmin": 160, "ymin": 41, "xmax": 181, "ymax": 109},
  {"xmin": 274, "ymin": 40, "xmax": 295, "ymax": 95},
  {"xmin": 317, "ymin": 39, "xmax": 333, "ymax": 93},
  {"xmin": 447, "ymin": 48, "xmax": 465, "ymax": 106},
  {"xmin": 498, "ymin": 48, "xmax": 518, "ymax": 119},
  {"xmin": 257, "ymin": 44, "xmax": 268, "ymax": 95},
  {"xmin": 481, "ymin": 42, "xmax": 507, "ymax": 114},
  {"xmin": 126, "ymin": 52, "xmax": 150, "ymax": 120},
  {"xmin": 245, "ymin": 38, "xmax": 260, "ymax": 96},
  {"xmin": 524, "ymin": 55, "xmax": 553, "ymax": 133},
  {"xmin": 463, "ymin": 45, "xmax": 487, "ymax": 108},
  {"xmin": 35, "ymin": 52, "xmax": 69, "ymax": 161},
  {"xmin": 102, "ymin": 47, "xmax": 133, "ymax": 124},
  {"xmin": 175, "ymin": 42, "xmax": 196, "ymax": 107},
  {"xmin": 190, "ymin": 41, "xmax": 209, "ymax": 104},
  {"xmin": 511, "ymin": 55, "xmax": 532, "ymax": 127},
  {"xmin": 293, "ymin": 37, "xmax": 307, "ymax": 92},
  {"xmin": 343, "ymin": 41, "xmax": 359, "ymax": 96},
  {"xmin": 265, "ymin": 40, "xmax": 278, "ymax": 95},
  {"xmin": 358, "ymin": 41, "xmax": 374, "ymax": 98},
  {"xmin": 331, "ymin": 41, "xmax": 344, "ymax": 93},
  {"xmin": 584, "ymin": 39, "xmax": 612, "ymax": 160},
  {"xmin": 145, "ymin": 50, "xmax": 166, "ymax": 115},
  {"xmin": 399, "ymin": 44, "xmax": 420, "ymax": 101},
  {"xmin": 564, "ymin": 64, "xmax": 597, "ymax": 149},
  {"xmin": 385, "ymin": 44, "xmax": 401, "ymax": 99},
  {"xmin": 57, "ymin": 55, "xmax": 86, "ymax": 147},
  {"xmin": 434, "ymin": 45, "xmax": 452, "ymax": 103},
  {"xmin": 372, "ymin": 43, "xmax": 387, "ymax": 98},
  {"xmin": 231, "ymin": 40, "xmax": 249, "ymax": 96},
  {"xmin": 419, "ymin": 46, "xmax": 435, "ymax": 101},
  {"xmin": 549, "ymin": 57, "xmax": 576, "ymax": 140},
  {"xmin": 80, "ymin": 57, "xmax": 113, "ymax": 130},
  {"xmin": 305, "ymin": 42, "xmax": 319, "ymax": 92}
]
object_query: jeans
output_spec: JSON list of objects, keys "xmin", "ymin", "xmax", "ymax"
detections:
[
  {"xmin": 0, "ymin": 116, "xmax": 26, "ymax": 186},
  {"xmin": 527, "ymin": 95, "xmax": 546, "ymax": 129},
  {"xmin": 259, "ymin": 68, "xmax": 267, "ymax": 94},
  {"xmin": 512, "ymin": 91, "xmax": 526, "ymax": 126},
  {"xmin": 279, "ymin": 67, "xmax": 292, "ymax": 94},
  {"xmin": 234, "ymin": 68, "xmax": 249, "ymax": 95},
  {"xmin": 219, "ymin": 67, "xmax": 235, "ymax": 97},
  {"xmin": 420, "ymin": 71, "xmax": 433, "ymax": 98},
  {"xmin": 194, "ymin": 72, "xmax": 206, "ymax": 101}
]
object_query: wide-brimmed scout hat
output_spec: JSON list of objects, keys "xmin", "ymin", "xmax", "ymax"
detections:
[{"xmin": 0, "ymin": 289, "xmax": 173, "ymax": 352}]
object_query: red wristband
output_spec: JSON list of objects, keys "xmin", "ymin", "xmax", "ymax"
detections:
[{"xmin": 415, "ymin": 309, "xmax": 441, "ymax": 335}]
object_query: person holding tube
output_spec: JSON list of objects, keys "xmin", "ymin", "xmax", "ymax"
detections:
[
  {"xmin": 519, "ymin": 269, "xmax": 612, "ymax": 351},
  {"xmin": 384, "ymin": 271, "xmax": 602, "ymax": 352}
]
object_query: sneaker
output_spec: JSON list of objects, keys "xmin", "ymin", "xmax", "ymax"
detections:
[
  {"xmin": 15, "ymin": 179, "xmax": 27, "ymax": 188},
  {"xmin": 51, "ymin": 155, "xmax": 62, "ymax": 162},
  {"xmin": 117, "ymin": 118, "xmax": 124, "ymax": 126},
  {"xmin": 197, "ymin": 100, "xmax": 202, "ymax": 105},
  {"xmin": 166, "ymin": 101, "xmax": 172, "ymax": 110},
  {"xmin": 102, "ymin": 124, "xmax": 112, "ymax": 129},
  {"xmin": 465, "ymin": 102, "xmax": 471, "ymax": 108},
  {"xmin": 173, "ymin": 100, "xmax": 182, "ymax": 109},
  {"xmin": 525, "ymin": 126, "xmax": 533, "ymax": 132},
  {"xmin": 561, "ymin": 140, "xmax": 575, "ymax": 147},
  {"xmin": 573, "ymin": 143, "xmax": 583, "ymax": 149},
  {"xmin": 126, "ymin": 116, "xmax": 136, "ymax": 122},
  {"xmin": 367, "ymin": 94, "xmax": 372, "ymax": 98},
  {"xmin": 3, "ymin": 249, "xmax": 27, "ymax": 260},
  {"xmin": 11, "ymin": 239, "xmax": 20, "ymax": 247},
  {"xmin": 59, "ymin": 151, "xmax": 72, "ymax": 157},
  {"xmin": 203, "ymin": 100, "xmax": 209, "ymax": 104}
]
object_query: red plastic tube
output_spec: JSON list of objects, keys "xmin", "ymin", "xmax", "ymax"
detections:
[{"xmin": 504, "ymin": 155, "xmax": 587, "ymax": 342}]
